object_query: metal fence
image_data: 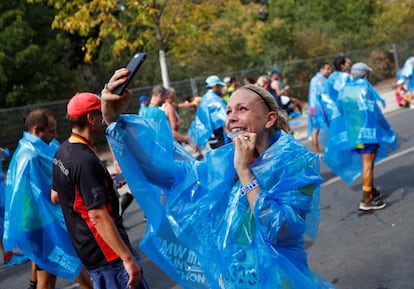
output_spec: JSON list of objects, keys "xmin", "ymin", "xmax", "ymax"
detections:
[{"xmin": 1, "ymin": 40, "xmax": 414, "ymax": 169}]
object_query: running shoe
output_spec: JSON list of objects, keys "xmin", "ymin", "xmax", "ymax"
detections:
[
  {"xmin": 3, "ymin": 253, "xmax": 30, "ymax": 268},
  {"xmin": 370, "ymin": 187, "xmax": 382, "ymax": 201},
  {"xmin": 359, "ymin": 199, "xmax": 386, "ymax": 211}
]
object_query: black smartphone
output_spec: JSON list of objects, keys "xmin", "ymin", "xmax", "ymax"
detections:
[{"xmin": 112, "ymin": 53, "xmax": 147, "ymax": 95}]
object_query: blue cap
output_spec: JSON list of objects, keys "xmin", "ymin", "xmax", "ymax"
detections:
[
  {"xmin": 139, "ymin": 95, "xmax": 150, "ymax": 103},
  {"xmin": 205, "ymin": 75, "xmax": 225, "ymax": 88},
  {"xmin": 270, "ymin": 69, "xmax": 282, "ymax": 76}
]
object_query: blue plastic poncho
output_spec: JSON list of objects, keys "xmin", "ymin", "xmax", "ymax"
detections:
[
  {"xmin": 0, "ymin": 175, "xmax": 4, "ymax": 237},
  {"xmin": 3, "ymin": 133, "xmax": 82, "ymax": 280},
  {"xmin": 106, "ymin": 114, "xmax": 335, "ymax": 289},
  {"xmin": 0, "ymin": 149, "xmax": 9, "ymax": 236},
  {"xmin": 401, "ymin": 56, "xmax": 414, "ymax": 92},
  {"xmin": 188, "ymin": 90, "xmax": 227, "ymax": 148},
  {"xmin": 307, "ymin": 72, "xmax": 329, "ymax": 139},
  {"xmin": 321, "ymin": 71, "xmax": 350, "ymax": 123},
  {"xmin": 324, "ymin": 78, "xmax": 397, "ymax": 184}
]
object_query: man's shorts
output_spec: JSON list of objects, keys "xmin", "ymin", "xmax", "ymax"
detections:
[
  {"xmin": 88, "ymin": 248, "xmax": 149, "ymax": 289},
  {"xmin": 352, "ymin": 143, "xmax": 379, "ymax": 154}
]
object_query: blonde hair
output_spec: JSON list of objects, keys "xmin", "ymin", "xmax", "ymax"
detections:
[
  {"xmin": 239, "ymin": 84, "xmax": 289, "ymax": 133},
  {"xmin": 255, "ymin": 75, "xmax": 271, "ymax": 87}
]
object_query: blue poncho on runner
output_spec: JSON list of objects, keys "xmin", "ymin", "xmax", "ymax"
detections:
[
  {"xmin": 401, "ymin": 56, "xmax": 414, "ymax": 92},
  {"xmin": 3, "ymin": 133, "xmax": 82, "ymax": 280},
  {"xmin": 106, "ymin": 114, "xmax": 335, "ymax": 289},
  {"xmin": 188, "ymin": 90, "xmax": 227, "ymax": 149},
  {"xmin": 321, "ymin": 71, "xmax": 350, "ymax": 123},
  {"xmin": 0, "ymin": 148, "xmax": 10, "ymax": 237},
  {"xmin": 324, "ymin": 78, "xmax": 397, "ymax": 184},
  {"xmin": 308, "ymin": 72, "xmax": 329, "ymax": 134},
  {"xmin": 0, "ymin": 177, "xmax": 4, "ymax": 238}
]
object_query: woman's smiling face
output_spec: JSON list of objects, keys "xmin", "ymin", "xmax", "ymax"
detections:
[{"xmin": 226, "ymin": 88, "xmax": 276, "ymax": 151}]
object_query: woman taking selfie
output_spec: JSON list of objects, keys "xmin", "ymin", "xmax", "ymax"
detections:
[{"xmin": 100, "ymin": 69, "xmax": 334, "ymax": 289}]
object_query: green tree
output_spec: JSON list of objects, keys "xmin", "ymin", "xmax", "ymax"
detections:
[
  {"xmin": 0, "ymin": 1, "xmax": 79, "ymax": 107},
  {"xmin": 371, "ymin": 0, "xmax": 414, "ymax": 44},
  {"xmin": 32, "ymin": 0, "xmax": 227, "ymax": 87},
  {"xmin": 264, "ymin": 0, "xmax": 381, "ymax": 59},
  {"xmin": 3, "ymin": 0, "xmax": 414, "ymax": 109}
]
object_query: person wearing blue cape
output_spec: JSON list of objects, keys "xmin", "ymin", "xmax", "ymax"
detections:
[
  {"xmin": 188, "ymin": 75, "xmax": 229, "ymax": 150},
  {"xmin": 0, "ymin": 146, "xmax": 30, "ymax": 268},
  {"xmin": 324, "ymin": 62, "xmax": 397, "ymax": 211},
  {"xmin": 321, "ymin": 55, "xmax": 352, "ymax": 123},
  {"xmin": 101, "ymin": 68, "xmax": 335, "ymax": 289},
  {"xmin": 400, "ymin": 56, "xmax": 414, "ymax": 94},
  {"xmin": 307, "ymin": 62, "xmax": 331, "ymax": 154},
  {"xmin": 3, "ymin": 108, "xmax": 90, "ymax": 289},
  {"xmin": 138, "ymin": 95, "xmax": 150, "ymax": 116}
]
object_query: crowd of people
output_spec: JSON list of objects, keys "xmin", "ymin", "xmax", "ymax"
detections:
[{"xmin": 0, "ymin": 53, "xmax": 410, "ymax": 289}]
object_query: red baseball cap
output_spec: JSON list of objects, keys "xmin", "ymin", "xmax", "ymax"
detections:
[{"xmin": 67, "ymin": 92, "xmax": 102, "ymax": 119}]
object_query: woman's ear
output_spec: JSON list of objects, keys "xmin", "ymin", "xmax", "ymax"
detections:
[{"xmin": 265, "ymin": 111, "xmax": 277, "ymax": 129}]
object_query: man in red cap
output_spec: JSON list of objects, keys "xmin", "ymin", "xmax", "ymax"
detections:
[{"xmin": 52, "ymin": 92, "xmax": 149, "ymax": 289}]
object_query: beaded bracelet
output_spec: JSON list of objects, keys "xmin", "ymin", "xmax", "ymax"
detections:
[{"xmin": 239, "ymin": 178, "xmax": 259, "ymax": 196}]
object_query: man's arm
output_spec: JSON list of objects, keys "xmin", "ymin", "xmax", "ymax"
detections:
[
  {"xmin": 51, "ymin": 189, "xmax": 59, "ymax": 204},
  {"xmin": 164, "ymin": 105, "xmax": 188, "ymax": 143},
  {"xmin": 88, "ymin": 204, "xmax": 141, "ymax": 288},
  {"xmin": 271, "ymin": 80, "xmax": 290, "ymax": 96}
]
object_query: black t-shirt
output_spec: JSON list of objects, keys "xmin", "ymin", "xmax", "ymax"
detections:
[
  {"xmin": 209, "ymin": 127, "xmax": 227, "ymax": 149},
  {"xmin": 52, "ymin": 140, "xmax": 130, "ymax": 269}
]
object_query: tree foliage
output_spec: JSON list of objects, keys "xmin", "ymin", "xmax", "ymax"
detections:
[
  {"xmin": 0, "ymin": 1, "xmax": 79, "ymax": 107},
  {"xmin": 32, "ymin": 0, "xmax": 225, "ymax": 61},
  {"xmin": 2, "ymin": 0, "xmax": 414, "ymax": 109}
]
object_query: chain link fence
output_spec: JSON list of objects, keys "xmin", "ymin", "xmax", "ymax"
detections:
[{"xmin": 1, "ymin": 40, "xmax": 414, "ymax": 169}]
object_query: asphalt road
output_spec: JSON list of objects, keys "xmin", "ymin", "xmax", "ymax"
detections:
[
  {"xmin": 306, "ymin": 108, "xmax": 414, "ymax": 289},
  {"xmin": 1, "ymin": 94, "xmax": 414, "ymax": 289}
]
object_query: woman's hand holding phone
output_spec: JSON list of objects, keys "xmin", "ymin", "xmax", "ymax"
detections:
[
  {"xmin": 113, "ymin": 53, "xmax": 146, "ymax": 95},
  {"xmin": 101, "ymin": 69, "xmax": 132, "ymax": 125},
  {"xmin": 101, "ymin": 52, "xmax": 147, "ymax": 125}
]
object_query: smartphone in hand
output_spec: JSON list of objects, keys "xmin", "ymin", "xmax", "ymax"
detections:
[{"xmin": 112, "ymin": 53, "xmax": 147, "ymax": 95}]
